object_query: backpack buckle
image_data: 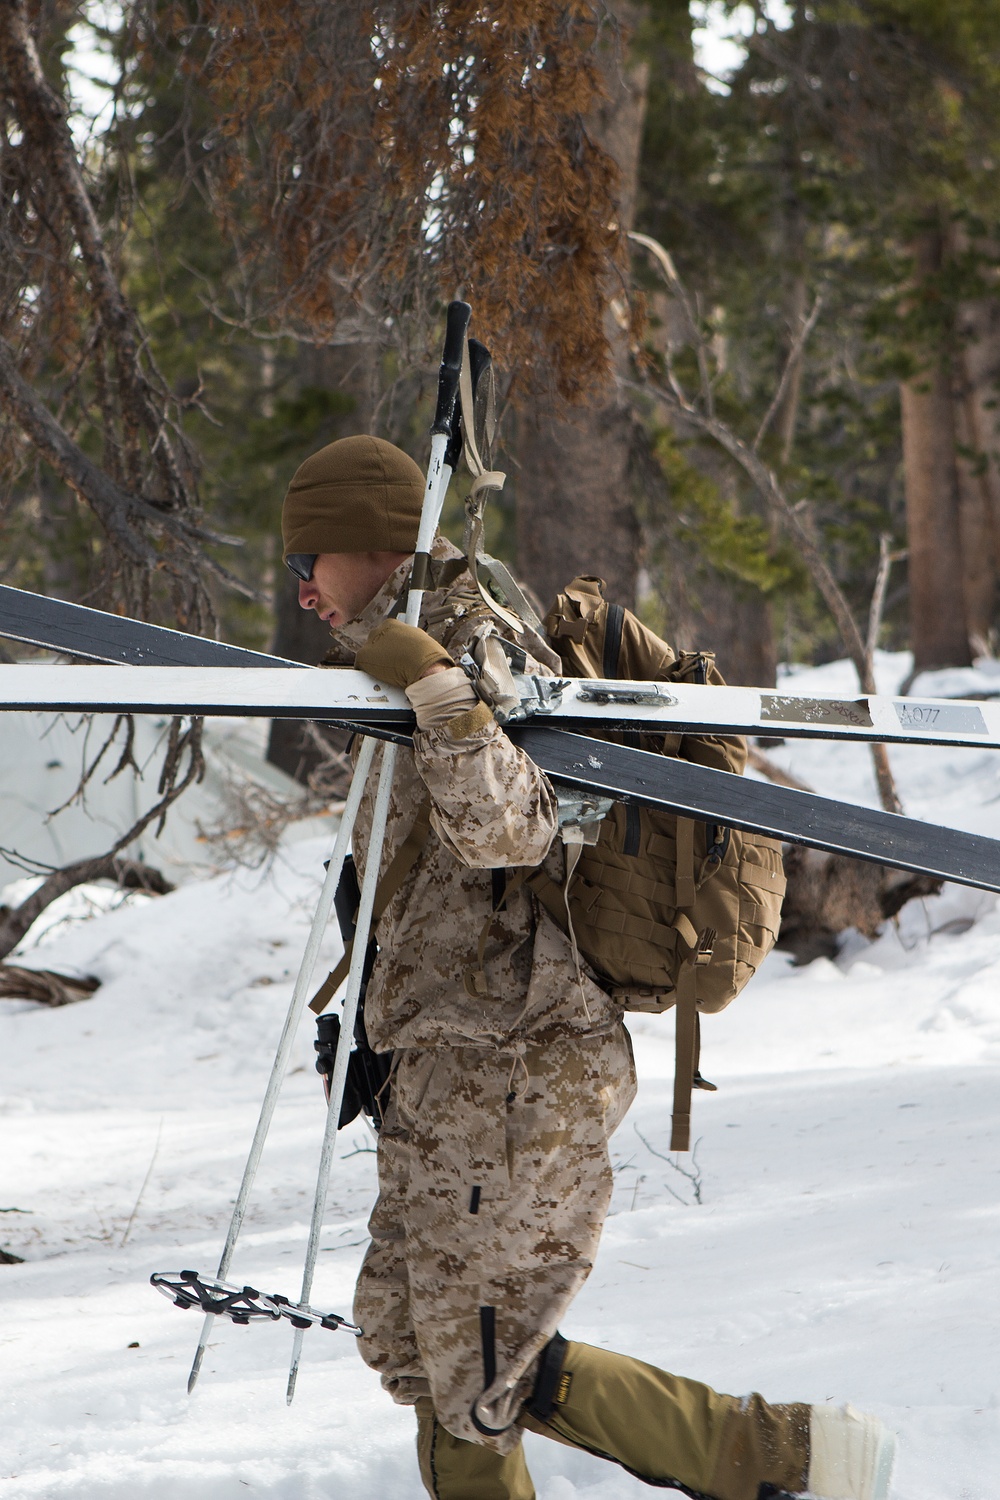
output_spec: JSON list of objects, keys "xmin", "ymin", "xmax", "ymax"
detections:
[{"xmin": 694, "ymin": 928, "xmax": 716, "ymax": 965}]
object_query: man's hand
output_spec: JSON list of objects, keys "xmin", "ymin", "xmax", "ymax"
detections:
[{"xmin": 355, "ymin": 619, "xmax": 454, "ymax": 689}]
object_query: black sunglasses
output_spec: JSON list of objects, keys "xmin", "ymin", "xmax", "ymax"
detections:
[{"xmin": 285, "ymin": 553, "xmax": 317, "ymax": 583}]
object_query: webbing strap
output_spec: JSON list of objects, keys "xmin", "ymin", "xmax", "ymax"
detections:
[
  {"xmin": 477, "ymin": 554, "xmax": 542, "ymax": 632},
  {"xmin": 458, "ymin": 337, "xmax": 536, "ymax": 636},
  {"xmin": 670, "ymin": 963, "xmax": 698, "ymax": 1152},
  {"xmin": 675, "ymin": 816, "xmax": 696, "ymax": 908},
  {"xmin": 480, "ymin": 632, "xmax": 521, "ymax": 707},
  {"xmin": 603, "ymin": 601, "xmax": 626, "ymax": 679},
  {"xmin": 309, "ymin": 796, "xmax": 433, "ymax": 1015},
  {"xmin": 523, "ymin": 867, "xmax": 569, "ymax": 930}
]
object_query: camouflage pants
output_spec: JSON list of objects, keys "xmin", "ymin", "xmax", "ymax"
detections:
[{"xmin": 353, "ymin": 1023, "xmax": 636, "ymax": 1454}]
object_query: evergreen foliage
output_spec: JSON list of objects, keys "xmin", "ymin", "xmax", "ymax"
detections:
[
  {"xmin": 3, "ymin": 2, "xmax": 1000, "ymax": 668},
  {"xmin": 632, "ymin": 0, "xmax": 1000, "ymax": 664}
]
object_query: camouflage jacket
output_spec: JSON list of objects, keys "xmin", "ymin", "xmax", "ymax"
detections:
[{"xmin": 325, "ymin": 539, "xmax": 622, "ymax": 1052}]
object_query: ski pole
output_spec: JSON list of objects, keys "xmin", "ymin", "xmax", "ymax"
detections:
[
  {"xmin": 285, "ymin": 300, "xmax": 472, "ymax": 1402},
  {"xmin": 186, "ymin": 734, "xmax": 376, "ymax": 1394},
  {"xmin": 286, "ymin": 739, "xmax": 398, "ymax": 1403}
]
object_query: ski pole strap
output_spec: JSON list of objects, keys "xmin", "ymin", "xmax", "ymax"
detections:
[
  {"xmin": 309, "ymin": 796, "xmax": 433, "ymax": 1015},
  {"xmin": 457, "ymin": 332, "xmax": 542, "ymax": 635},
  {"xmin": 458, "ymin": 331, "xmax": 502, "ymax": 492},
  {"xmin": 406, "ymin": 554, "xmax": 470, "ymax": 596}
]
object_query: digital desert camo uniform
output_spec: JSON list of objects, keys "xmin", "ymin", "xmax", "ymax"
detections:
[
  {"xmin": 325, "ymin": 538, "xmax": 811, "ymax": 1499},
  {"xmin": 326, "ymin": 541, "xmax": 633, "ymax": 1432}
]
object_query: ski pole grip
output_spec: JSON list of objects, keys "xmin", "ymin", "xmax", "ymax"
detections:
[{"xmin": 431, "ymin": 300, "xmax": 472, "ymax": 436}]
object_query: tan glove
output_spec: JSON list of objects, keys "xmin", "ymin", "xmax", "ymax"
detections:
[
  {"xmin": 406, "ymin": 666, "xmax": 484, "ymax": 730},
  {"xmin": 355, "ymin": 619, "xmax": 453, "ymax": 688}
]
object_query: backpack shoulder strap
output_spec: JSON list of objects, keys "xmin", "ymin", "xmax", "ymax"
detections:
[
  {"xmin": 542, "ymin": 577, "xmax": 608, "ymax": 667},
  {"xmin": 603, "ymin": 601, "xmax": 626, "ymax": 679}
]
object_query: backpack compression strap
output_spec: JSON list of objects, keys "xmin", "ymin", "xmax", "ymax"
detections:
[{"xmin": 669, "ymin": 920, "xmax": 718, "ymax": 1152}]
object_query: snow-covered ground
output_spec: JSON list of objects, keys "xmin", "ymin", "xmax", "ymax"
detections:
[
  {"xmin": 0, "ymin": 708, "xmax": 328, "ymax": 888},
  {"xmin": 2, "ymin": 653, "xmax": 999, "ymax": 1499}
]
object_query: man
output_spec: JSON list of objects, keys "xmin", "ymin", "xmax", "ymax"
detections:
[{"xmin": 282, "ymin": 433, "xmax": 896, "ymax": 1500}]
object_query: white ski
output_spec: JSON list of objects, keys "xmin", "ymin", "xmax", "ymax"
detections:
[{"xmin": 0, "ymin": 661, "xmax": 999, "ymax": 752}]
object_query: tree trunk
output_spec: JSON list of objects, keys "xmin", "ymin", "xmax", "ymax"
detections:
[
  {"xmin": 954, "ymin": 405, "xmax": 997, "ymax": 653},
  {"xmin": 664, "ymin": 562, "xmax": 777, "ymax": 686},
  {"xmin": 717, "ymin": 591, "xmax": 777, "ymax": 686},
  {"xmin": 900, "ymin": 229, "xmax": 972, "ymax": 673},
  {"xmin": 954, "ymin": 291, "xmax": 1000, "ymax": 652},
  {"xmin": 901, "ymin": 363, "xmax": 972, "ymax": 671},
  {"xmin": 512, "ymin": 4, "xmax": 648, "ymax": 612}
]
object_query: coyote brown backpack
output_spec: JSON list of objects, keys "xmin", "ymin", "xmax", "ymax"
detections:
[{"xmin": 537, "ymin": 577, "xmax": 786, "ymax": 1150}]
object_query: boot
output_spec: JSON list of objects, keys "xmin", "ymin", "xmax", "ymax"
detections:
[
  {"xmin": 520, "ymin": 1336, "xmax": 810, "ymax": 1500},
  {"xmin": 807, "ymin": 1403, "xmax": 896, "ymax": 1500},
  {"xmin": 415, "ymin": 1396, "xmax": 535, "ymax": 1500}
]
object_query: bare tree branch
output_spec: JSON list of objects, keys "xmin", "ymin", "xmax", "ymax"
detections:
[
  {"xmin": 746, "ymin": 746, "xmax": 815, "ymax": 792},
  {"xmin": 0, "ymin": 855, "xmax": 173, "ymax": 962},
  {"xmin": 867, "ymin": 532, "xmax": 907, "ymax": 661},
  {"xmin": 0, "ymin": 337, "xmax": 157, "ymax": 567},
  {"xmin": 0, "ymin": 0, "xmax": 193, "ymax": 514},
  {"xmin": 0, "ymin": 337, "xmax": 259, "ymax": 600},
  {"xmin": 628, "ymin": 231, "xmax": 902, "ymax": 815},
  {"xmin": 752, "ymin": 291, "xmax": 825, "ymax": 453},
  {"xmin": 0, "ymin": 965, "xmax": 100, "ymax": 1006},
  {"xmin": 0, "ymin": 706, "xmax": 200, "ymax": 996},
  {"xmin": 635, "ymin": 374, "xmax": 871, "ymax": 662}
]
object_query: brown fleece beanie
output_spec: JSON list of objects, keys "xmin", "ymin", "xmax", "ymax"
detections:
[{"xmin": 281, "ymin": 435, "xmax": 425, "ymax": 558}]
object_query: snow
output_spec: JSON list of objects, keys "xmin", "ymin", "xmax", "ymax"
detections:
[
  {"xmin": 0, "ymin": 708, "xmax": 331, "ymax": 888},
  {"xmin": 2, "ymin": 653, "xmax": 1000, "ymax": 1498}
]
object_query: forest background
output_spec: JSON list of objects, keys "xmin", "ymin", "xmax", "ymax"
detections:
[{"xmin": 2, "ymin": 0, "xmax": 1000, "ymax": 801}]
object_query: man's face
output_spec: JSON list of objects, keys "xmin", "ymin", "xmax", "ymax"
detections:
[{"xmin": 296, "ymin": 551, "xmax": 410, "ymax": 628}]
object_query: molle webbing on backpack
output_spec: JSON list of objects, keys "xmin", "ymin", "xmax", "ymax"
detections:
[{"xmin": 541, "ymin": 576, "xmax": 786, "ymax": 1150}]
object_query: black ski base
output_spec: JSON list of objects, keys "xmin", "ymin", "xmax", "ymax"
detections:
[{"xmin": 512, "ymin": 727, "xmax": 1000, "ymax": 895}]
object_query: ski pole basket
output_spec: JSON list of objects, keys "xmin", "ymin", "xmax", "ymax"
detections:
[{"xmin": 150, "ymin": 1270, "xmax": 362, "ymax": 1335}]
